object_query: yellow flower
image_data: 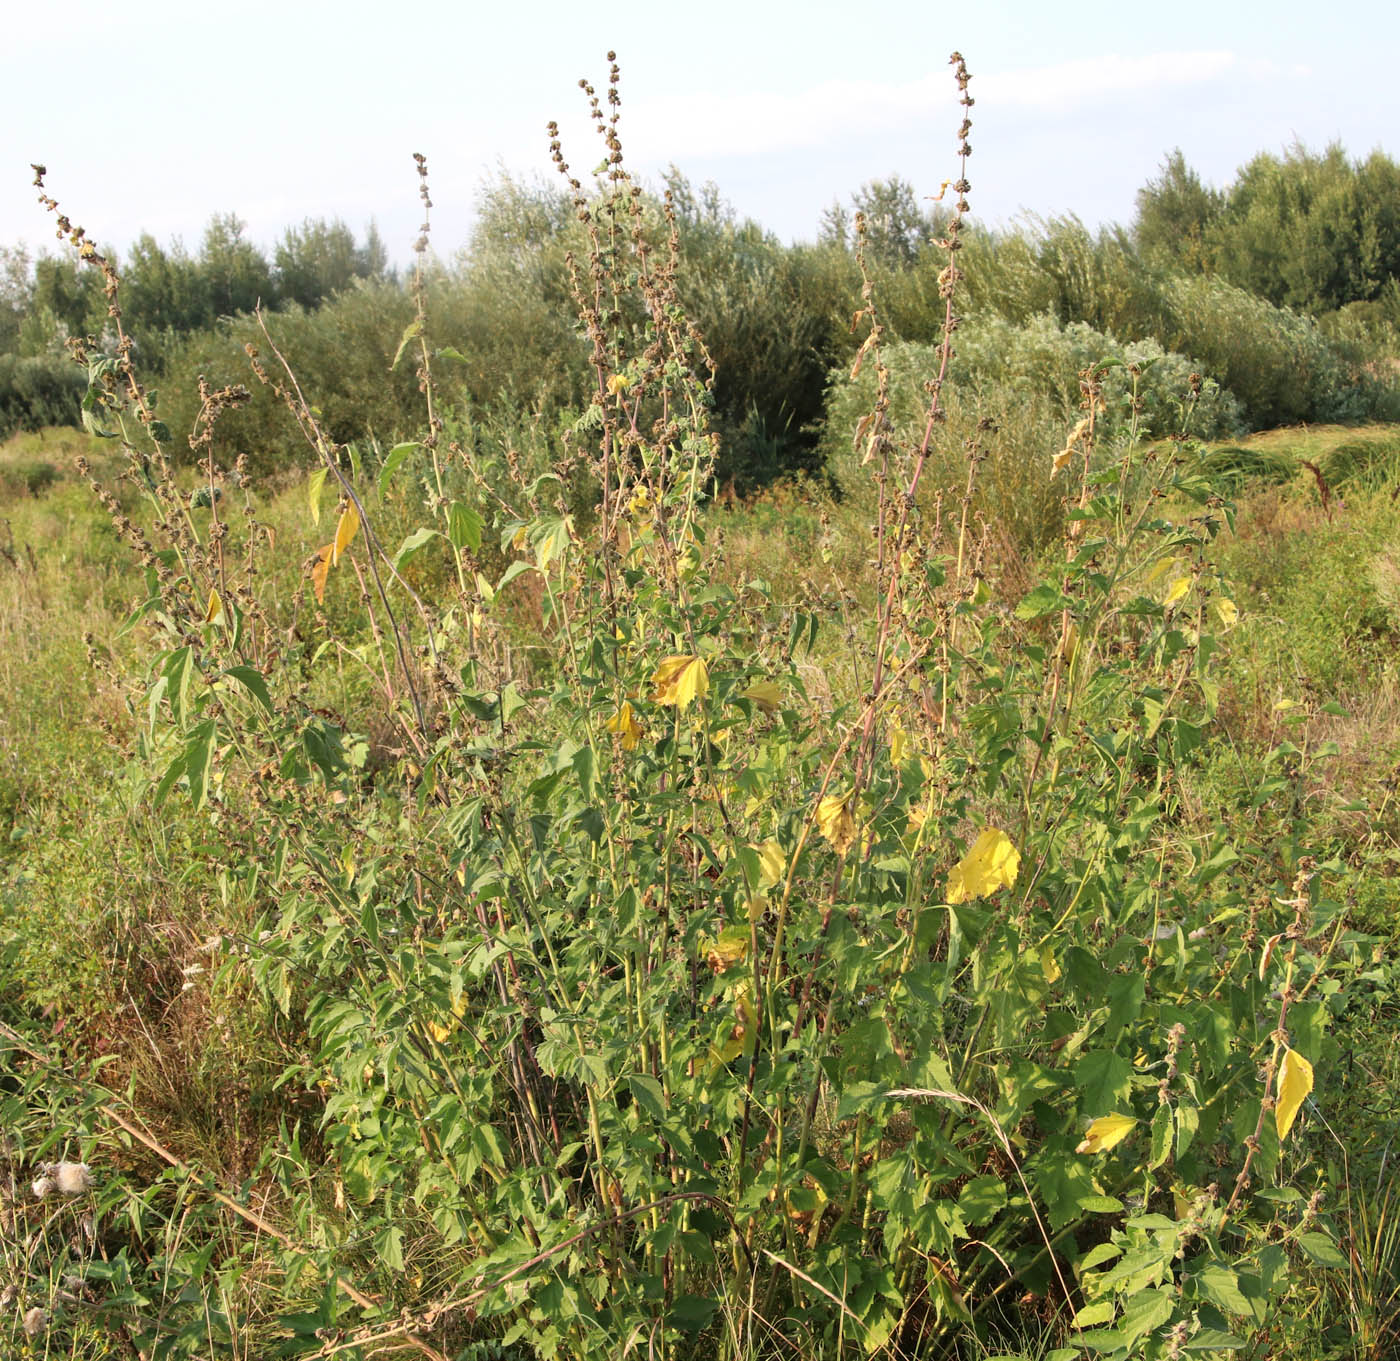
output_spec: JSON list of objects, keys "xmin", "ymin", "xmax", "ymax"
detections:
[
  {"xmin": 652, "ymin": 655, "xmax": 709, "ymax": 710},
  {"xmin": 946, "ymin": 828, "xmax": 1019, "ymax": 903},
  {"xmin": 606, "ymin": 373, "xmax": 629, "ymax": 396},
  {"xmin": 606, "ymin": 701, "xmax": 642, "ymax": 750}
]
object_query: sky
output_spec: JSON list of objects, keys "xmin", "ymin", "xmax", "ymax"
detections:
[{"xmin": 3, "ymin": 0, "xmax": 1398, "ymax": 268}]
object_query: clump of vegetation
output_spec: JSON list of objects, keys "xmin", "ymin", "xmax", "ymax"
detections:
[{"xmin": 5, "ymin": 52, "xmax": 1396, "ymax": 1361}]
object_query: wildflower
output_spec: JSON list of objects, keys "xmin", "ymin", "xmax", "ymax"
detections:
[
  {"xmin": 31, "ymin": 1177, "xmax": 55, "ymax": 1200},
  {"xmin": 22, "ymin": 1306, "xmax": 47, "ymax": 1337}
]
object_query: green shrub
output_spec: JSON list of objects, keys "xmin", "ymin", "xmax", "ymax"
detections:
[{"xmin": 0, "ymin": 353, "xmax": 87, "ymax": 439}]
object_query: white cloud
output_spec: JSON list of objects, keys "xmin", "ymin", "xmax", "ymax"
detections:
[{"xmin": 622, "ymin": 51, "xmax": 1305, "ymax": 163}]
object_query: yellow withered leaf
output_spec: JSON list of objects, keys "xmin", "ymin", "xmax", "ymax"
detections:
[
  {"xmin": 203, "ymin": 588, "xmax": 223, "ymax": 624},
  {"xmin": 606, "ymin": 373, "xmax": 629, "ymax": 396},
  {"xmin": 946, "ymin": 828, "xmax": 1020, "ymax": 904},
  {"xmin": 742, "ymin": 679, "xmax": 781, "ymax": 713},
  {"xmin": 757, "ymin": 839, "xmax": 786, "ymax": 890},
  {"xmin": 1259, "ymin": 932, "xmax": 1284, "ymax": 982},
  {"xmin": 1163, "ymin": 575, "xmax": 1191, "ymax": 608},
  {"xmin": 1076, "ymin": 1113, "xmax": 1137, "ymax": 1154},
  {"xmin": 816, "ymin": 794, "xmax": 856, "ymax": 855},
  {"xmin": 310, "ymin": 544, "xmax": 334, "ymax": 605},
  {"xmin": 652, "ymin": 655, "xmax": 709, "ymax": 710},
  {"xmin": 1052, "ymin": 417, "xmax": 1091, "ymax": 475},
  {"xmin": 332, "ymin": 503, "xmax": 360, "ymax": 566},
  {"xmin": 705, "ymin": 925, "xmax": 750, "ymax": 973},
  {"xmin": 1213, "ymin": 597, "xmax": 1239, "ymax": 629},
  {"xmin": 890, "ymin": 724, "xmax": 909, "ymax": 766},
  {"xmin": 1275, "ymin": 1047, "xmax": 1314, "ymax": 1142},
  {"xmin": 605, "ymin": 701, "xmax": 642, "ymax": 750}
]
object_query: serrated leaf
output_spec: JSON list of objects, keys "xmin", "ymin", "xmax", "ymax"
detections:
[
  {"xmin": 377, "ymin": 442, "xmax": 418, "ymax": 497},
  {"xmin": 1191, "ymin": 1260, "xmax": 1251, "ymax": 1315},
  {"xmin": 628, "ymin": 1075, "xmax": 666, "ymax": 1123},
  {"xmin": 1297, "ymin": 1230, "xmax": 1347, "ymax": 1269},
  {"xmin": 391, "ymin": 318, "xmax": 422, "ymax": 371},
  {"xmin": 448, "ymin": 502, "xmax": 483, "ymax": 553},
  {"xmin": 1016, "ymin": 583, "xmax": 1068, "ymax": 621}
]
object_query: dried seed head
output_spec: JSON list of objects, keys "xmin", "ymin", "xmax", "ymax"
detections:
[{"xmin": 44, "ymin": 1161, "xmax": 95, "ymax": 1194}]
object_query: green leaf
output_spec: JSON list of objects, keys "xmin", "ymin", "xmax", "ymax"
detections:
[
  {"xmin": 184, "ymin": 719, "xmax": 216, "ymax": 811},
  {"xmin": 532, "ymin": 514, "xmax": 572, "ymax": 569},
  {"xmin": 378, "ymin": 442, "xmax": 419, "ymax": 497},
  {"xmin": 1117, "ymin": 1286, "xmax": 1173, "ymax": 1344},
  {"xmin": 1191, "ymin": 1259, "xmax": 1251, "ymax": 1315},
  {"xmin": 669, "ymin": 1294, "xmax": 717, "ymax": 1333},
  {"xmin": 164, "ymin": 646, "xmax": 194, "ymax": 729},
  {"xmin": 1183, "ymin": 1329, "xmax": 1246, "ymax": 1351},
  {"xmin": 307, "ymin": 465, "xmax": 328, "ymax": 526},
  {"xmin": 628, "ymin": 1075, "xmax": 666, "ymax": 1123},
  {"xmin": 1149, "ymin": 1102, "xmax": 1173, "ymax": 1171},
  {"xmin": 447, "ymin": 502, "xmax": 484, "ymax": 554},
  {"xmin": 375, "ymin": 1225, "xmax": 405, "ymax": 1272},
  {"xmin": 390, "ymin": 318, "xmax": 422, "ymax": 371},
  {"xmin": 956, "ymin": 1175, "xmax": 1007, "ymax": 1226},
  {"xmin": 1176, "ymin": 1101, "xmax": 1200, "ymax": 1159},
  {"xmin": 1016, "ymin": 583, "xmax": 1070, "ymax": 621},
  {"xmin": 1072, "ymin": 1300, "xmax": 1116, "ymax": 1328},
  {"xmin": 499, "ymin": 682, "xmax": 526, "ymax": 725},
  {"xmin": 224, "ymin": 665, "xmax": 273, "ymax": 715},
  {"xmin": 1297, "ymin": 1231, "xmax": 1347, "ymax": 1270},
  {"xmin": 1076, "ymin": 1049, "xmax": 1133, "ymax": 1114},
  {"xmin": 497, "ymin": 559, "xmax": 536, "ymax": 593},
  {"xmin": 392, "ymin": 527, "xmax": 441, "ymax": 572}
]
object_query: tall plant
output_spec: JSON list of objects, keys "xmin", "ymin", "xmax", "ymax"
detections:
[{"xmin": 15, "ymin": 53, "xmax": 1352, "ymax": 1361}]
